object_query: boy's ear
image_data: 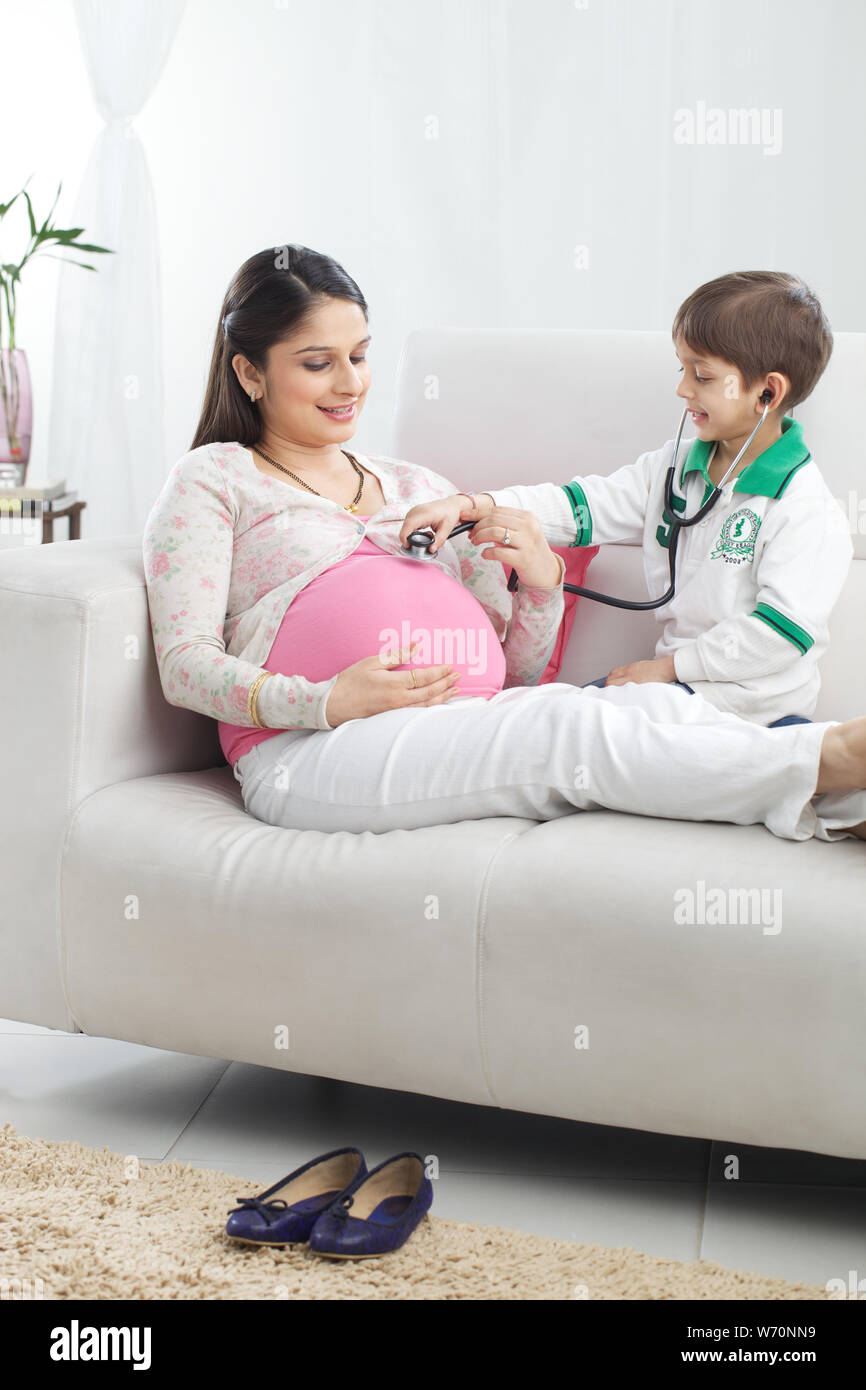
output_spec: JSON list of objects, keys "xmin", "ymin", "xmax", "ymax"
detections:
[{"xmin": 759, "ymin": 372, "xmax": 790, "ymax": 411}]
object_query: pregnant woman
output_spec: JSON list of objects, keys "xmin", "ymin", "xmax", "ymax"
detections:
[{"xmin": 143, "ymin": 244, "xmax": 866, "ymax": 843}]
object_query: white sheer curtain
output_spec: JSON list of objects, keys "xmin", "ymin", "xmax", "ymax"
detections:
[
  {"xmin": 146, "ymin": 0, "xmax": 858, "ymax": 466},
  {"xmin": 48, "ymin": 0, "xmax": 186, "ymax": 538},
  {"xmin": 38, "ymin": 0, "xmax": 865, "ymax": 505}
]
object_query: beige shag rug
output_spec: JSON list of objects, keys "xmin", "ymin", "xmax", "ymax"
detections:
[{"xmin": 0, "ymin": 1124, "xmax": 829, "ymax": 1300}]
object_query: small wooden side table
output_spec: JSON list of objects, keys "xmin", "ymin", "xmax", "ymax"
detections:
[
  {"xmin": 0, "ymin": 491, "xmax": 87, "ymax": 544},
  {"xmin": 42, "ymin": 498, "xmax": 87, "ymax": 544}
]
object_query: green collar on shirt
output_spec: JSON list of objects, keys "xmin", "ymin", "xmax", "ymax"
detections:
[{"xmin": 681, "ymin": 416, "xmax": 811, "ymax": 499}]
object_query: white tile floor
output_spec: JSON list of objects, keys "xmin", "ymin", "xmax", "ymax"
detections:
[{"xmin": 2, "ymin": 1015, "xmax": 865, "ymax": 1290}]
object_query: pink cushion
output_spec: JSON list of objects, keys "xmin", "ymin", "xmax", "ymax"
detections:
[{"xmin": 501, "ymin": 545, "xmax": 599, "ymax": 683}]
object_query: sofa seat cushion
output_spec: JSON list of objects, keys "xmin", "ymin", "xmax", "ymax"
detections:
[
  {"xmin": 58, "ymin": 766, "xmax": 866, "ymax": 1158},
  {"xmin": 480, "ymin": 812, "xmax": 866, "ymax": 1158},
  {"xmin": 59, "ymin": 766, "xmax": 541, "ymax": 1104}
]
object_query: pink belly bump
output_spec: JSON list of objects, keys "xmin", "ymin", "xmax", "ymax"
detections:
[{"xmin": 219, "ymin": 530, "xmax": 506, "ymax": 766}]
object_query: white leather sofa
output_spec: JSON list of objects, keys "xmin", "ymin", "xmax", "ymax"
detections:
[{"xmin": 2, "ymin": 330, "xmax": 865, "ymax": 1161}]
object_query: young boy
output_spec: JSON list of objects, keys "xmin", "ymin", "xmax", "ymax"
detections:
[{"xmin": 400, "ymin": 271, "xmax": 853, "ymax": 727}]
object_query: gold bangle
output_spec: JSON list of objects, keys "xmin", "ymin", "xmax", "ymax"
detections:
[{"xmin": 247, "ymin": 670, "xmax": 274, "ymax": 728}]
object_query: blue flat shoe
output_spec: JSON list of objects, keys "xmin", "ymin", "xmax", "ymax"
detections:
[
  {"xmin": 308, "ymin": 1151, "xmax": 433, "ymax": 1259},
  {"xmin": 225, "ymin": 1147, "xmax": 367, "ymax": 1247}
]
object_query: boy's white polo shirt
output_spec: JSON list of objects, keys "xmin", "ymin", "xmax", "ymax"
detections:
[{"xmin": 487, "ymin": 417, "xmax": 853, "ymax": 724}]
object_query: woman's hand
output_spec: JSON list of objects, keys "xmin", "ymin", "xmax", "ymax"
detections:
[
  {"xmin": 605, "ymin": 656, "xmax": 677, "ymax": 686},
  {"xmin": 399, "ymin": 492, "xmax": 495, "ymax": 555},
  {"xmin": 323, "ymin": 642, "xmax": 461, "ymax": 727},
  {"xmin": 469, "ymin": 506, "xmax": 563, "ymax": 590}
]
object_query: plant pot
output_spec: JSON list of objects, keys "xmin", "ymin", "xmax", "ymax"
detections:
[{"xmin": 0, "ymin": 348, "xmax": 33, "ymax": 486}]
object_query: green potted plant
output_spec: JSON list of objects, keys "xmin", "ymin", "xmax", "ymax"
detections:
[{"xmin": 0, "ymin": 180, "xmax": 112, "ymax": 485}]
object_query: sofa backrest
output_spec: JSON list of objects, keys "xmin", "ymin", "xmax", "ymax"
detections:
[{"xmin": 391, "ymin": 329, "xmax": 866, "ymax": 720}]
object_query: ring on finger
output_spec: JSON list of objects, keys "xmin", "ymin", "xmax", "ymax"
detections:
[
  {"xmin": 503, "ymin": 527, "xmax": 512, "ymax": 546},
  {"xmin": 410, "ymin": 668, "xmax": 418, "ymax": 688}
]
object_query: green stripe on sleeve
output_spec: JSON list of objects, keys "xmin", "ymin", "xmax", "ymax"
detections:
[
  {"xmin": 561, "ymin": 482, "xmax": 592, "ymax": 546},
  {"xmin": 752, "ymin": 603, "xmax": 814, "ymax": 655}
]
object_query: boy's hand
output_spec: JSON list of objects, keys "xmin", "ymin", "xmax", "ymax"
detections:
[
  {"xmin": 399, "ymin": 492, "xmax": 495, "ymax": 555},
  {"xmin": 605, "ymin": 656, "xmax": 677, "ymax": 686}
]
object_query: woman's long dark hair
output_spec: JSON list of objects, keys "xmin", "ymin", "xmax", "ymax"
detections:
[{"xmin": 191, "ymin": 244, "xmax": 369, "ymax": 450}]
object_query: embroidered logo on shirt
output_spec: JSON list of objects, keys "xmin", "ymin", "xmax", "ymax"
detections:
[{"xmin": 710, "ymin": 508, "xmax": 762, "ymax": 565}]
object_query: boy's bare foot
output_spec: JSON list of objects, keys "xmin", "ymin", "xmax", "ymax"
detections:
[{"xmin": 815, "ymin": 718, "xmax": 866, "ymax": 795}]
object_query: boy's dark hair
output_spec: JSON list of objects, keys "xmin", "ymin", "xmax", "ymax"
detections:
[{"xmin": 672, "ymin": 271, "xmax": 832, "ymax": 411}]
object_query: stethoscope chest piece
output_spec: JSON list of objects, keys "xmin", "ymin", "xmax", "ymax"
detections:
[
  {"xmin": 404, "ymin": 530, "xmax": 440, "ymax": 560},
  {"xmin": 403, "ymin": 519, "xmax": 478, "ymax": 560}
]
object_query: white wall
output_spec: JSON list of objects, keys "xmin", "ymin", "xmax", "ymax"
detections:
[{"xmin": 2, "ymin": 0, "xmax": 865, "ymax": 494}]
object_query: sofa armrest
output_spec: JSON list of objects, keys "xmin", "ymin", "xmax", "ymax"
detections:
[{"xmin": 0, "ymin": 535, "xmax": 222, "ymax": 1029}]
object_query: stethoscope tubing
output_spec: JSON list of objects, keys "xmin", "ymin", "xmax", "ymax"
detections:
[
  {"xmin": 513, "ymin": 401, "xmax": 771, "ymax": 610},
  {"xmin": 403, "ymin": 401, "xmax": 770, "ymax": 612}
]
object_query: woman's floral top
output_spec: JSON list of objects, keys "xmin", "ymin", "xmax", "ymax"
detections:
[{"xmin": 141, "ymin": 442, "xmax": 565, "ymax": 731}]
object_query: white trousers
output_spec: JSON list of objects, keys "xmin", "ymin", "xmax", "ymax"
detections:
[{"xmin": 233, "ymin": 681, "xmax": 866, "ymax": 842}]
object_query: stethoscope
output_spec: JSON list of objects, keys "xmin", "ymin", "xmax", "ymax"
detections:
[{"xmin": 403, "ymin": 390, "xmax": 773, "ymax": 611}]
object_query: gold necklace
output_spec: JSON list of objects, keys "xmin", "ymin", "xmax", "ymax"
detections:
[{"xmin": 251, "ymin": 445, "xmax": 366, "ymax": 513}]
